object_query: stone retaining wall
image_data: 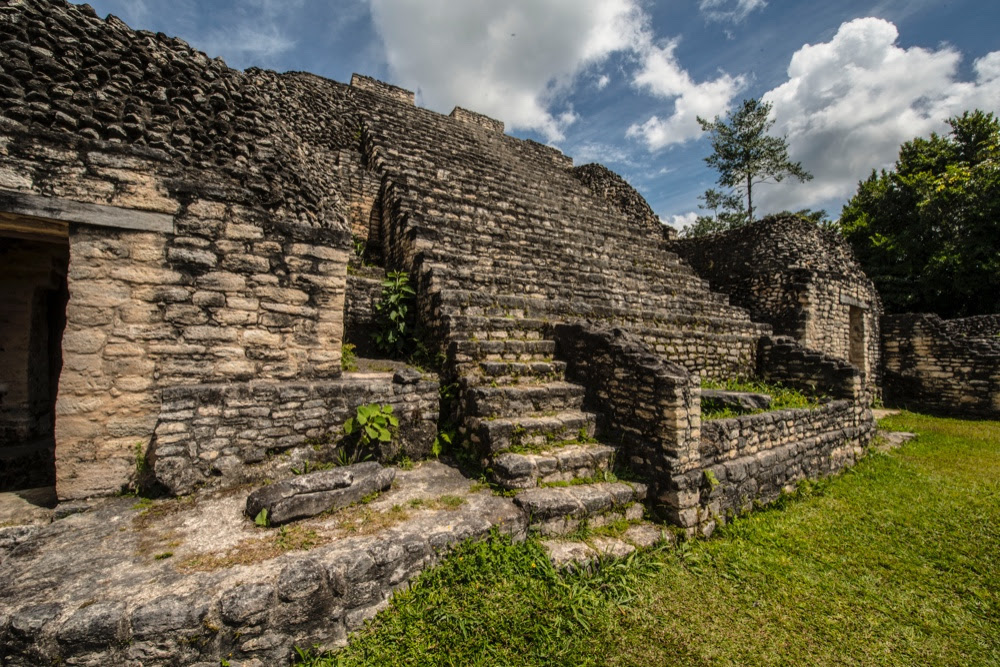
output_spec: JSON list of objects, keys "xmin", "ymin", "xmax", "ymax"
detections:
[
  {"xmin": 551, "ymin": 324, "xmax": 701, "ymax": 527},
  {"xmin": 151, "ymin": 371, "xmax": 440, "ymax": 494},
  {"xmin": 552, "ymin": 323, "xmax": 874, "ymax": 533},
  {"xmin": 881, "ymin": 313, "xmax": 1000, "ymax": 417},
  {"xmin": 696, "ymin": 400, "xmax": 872, "ymax": 528}
]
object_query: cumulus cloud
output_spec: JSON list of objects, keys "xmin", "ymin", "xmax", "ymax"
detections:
[
  {"xmin": 367, "ymin": 0, "xmax": 647, "ymax": 141},
  {"xmin": 626, "ymin": 39, "xmax": 745, "ymax": 148},
  {"xmin": 667, "ymin": 211, "xmax": 698, "ymax": 231},
  {"xmin": 758, "ymin": 17, "xmax": 1000, "ymax": 212},
  {"xmin": 698, "ymin": 0, "xmax": 767, "ymax": 23}
]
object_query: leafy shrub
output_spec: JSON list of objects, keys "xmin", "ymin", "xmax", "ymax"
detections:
[
  {"xmin": 344, "ymin": 403, "xmax": 399, "ymax": 448},
  {"xmin": 373, "ymin": 270, "xmax": 416, "ymax": 358}
]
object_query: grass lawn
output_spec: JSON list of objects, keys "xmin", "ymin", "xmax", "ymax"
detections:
[{"xmin": 297, "ymin": 412, "xmax": 1000, "ymax": 666}]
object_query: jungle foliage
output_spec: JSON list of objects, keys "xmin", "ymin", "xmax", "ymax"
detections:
[{"xmin": 840, "ymin": 110, "xmax": 1000, "ymax": 317}]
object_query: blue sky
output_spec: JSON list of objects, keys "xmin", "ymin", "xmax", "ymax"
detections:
[{"xmin": 79, "ymin": 0, "xmax": 1000, "ymax": 231}]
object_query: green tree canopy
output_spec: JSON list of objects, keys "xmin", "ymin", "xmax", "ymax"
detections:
[
  {"xmin": 840, "ymin": 110, "xmax": 1000, "ymax": 317},
  {"xmin": 697, "ymin": 98, "xmax": 812, "ymax": 224}
]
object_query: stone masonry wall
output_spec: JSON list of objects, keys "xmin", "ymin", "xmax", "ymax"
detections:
[
  {"xmin": 881, "ymin": 313, "xmax": 1000, "ymax": 417},
  {"xmin": 570, "ymin": 163, "xmax": 670, "ymax": 238},
  {"xmin": 553, "ymin": 323, "xmax": 874, "ymax": 534},
  {"xmin": 551, "ymin": 324, "xmax": 702, "ymax": 527},
  {"xmin": 151, "ymin": 370, "xmax": 439, "ymax": 495},
  {"xmin": 670, "ymin": 217, "xmax": 882, "ymax": 388},
  {"xmin": 0, "ymin": 2, "xmax": 365, "ymax": 498},
  {"xmin": 0, "ymin": 133, "xmax": 351, "ymax": 500},
  {"xmin": 696, "ymin": 400, "xmax": 873, "ymax": 530}
]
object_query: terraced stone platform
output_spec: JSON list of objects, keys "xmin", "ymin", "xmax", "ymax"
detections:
[{"xmin": 0, "ymin": 463, "xmax": 525, "ymax": 665}]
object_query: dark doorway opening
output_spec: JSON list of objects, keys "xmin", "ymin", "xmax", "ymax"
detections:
[
  {"xmin": 848, "ymin": 306, "xmax": 866, "ymax": 373},
  {"xmin": 0, "ymin": 223, "xmax": 69, "ymax": 492}
]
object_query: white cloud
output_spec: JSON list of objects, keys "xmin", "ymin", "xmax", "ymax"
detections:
[
  {"xmin": 367, "ymin": 0, "xmax": 648, "ymax": 141},
  {"xmin": 199, "ymin": 25, "xmax": 295, "ymax": 62},
  {"xmin": 596, "ymin": 74, "xmax": 611, "ymax": 90},
  {"xmin": 626, "ymin": 40, "xmax": 745, "ymax": 148},
  {"xmin": 757, "ymin": 17, "xmax": 1000, "ymax": 213},
  {"xmin": 699, "ymin": 0, "xmax": 767, "ymax": 23},
  {"xmin": 571, "ymin": 141, "xmax": 640, "ymax": 167},
  {"xmin": 667, "ymin": 211, "xmax": 698, "ymax": 232}
]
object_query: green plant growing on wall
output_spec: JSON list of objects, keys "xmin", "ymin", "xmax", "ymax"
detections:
[
  {"xmin": 340, "ymin": 403, "xmax": 399, "ymax": 464},
  {"xmin": 341, "ymin": 343, "xmax": 358, "ymax": 372},
  {"xmin": 372, "ymin": 270, "xmax": 416, "ymax": 358}
]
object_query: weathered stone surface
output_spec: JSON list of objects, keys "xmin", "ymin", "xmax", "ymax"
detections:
[
  {"xmin": 0, "ymin": 462, "xmax": 527, "ymax": 664},
  {"xmin": 701, "ymin": 389, "xmax": 772, "ymax": 413},
  {"xmin": 882, "ymin": 313, "xmax": 1000, "ymax": 418},
  {"xmin": 245, "ymin": 462, "xmax": 395, "ymax": 525},
  {"xmin": 671, "ymin": 217, "xmax": 883, "ymax": 392}
]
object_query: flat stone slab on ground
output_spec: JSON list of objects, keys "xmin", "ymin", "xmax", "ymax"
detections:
[
  {"xmin": 701, "ymin": 389, "xmax": 772, "ymax": 413},
  {"xmin": 879, "ymin": 431, "xmax": 917, "ymax": 450},
  {"xmin": 541, "ymin": 520, "xmax": 673, "ymax": 569},
  {"xmin": 245, "ymin": 462, "xmax": 395, "ymax": 525}
]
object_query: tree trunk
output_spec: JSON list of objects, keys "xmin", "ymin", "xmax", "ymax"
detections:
[{"xmin": 746, "ymin": 173, "xmax": 754, "ymax": 223}]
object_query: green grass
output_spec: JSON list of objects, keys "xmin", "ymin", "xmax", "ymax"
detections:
[
  {"xmin": 701, "ymin": 377, "xmax": 822, "ymax": 419},
  {"xmin": 297, "ymin": 412, "xmax": 1000, "ymax": 666}
]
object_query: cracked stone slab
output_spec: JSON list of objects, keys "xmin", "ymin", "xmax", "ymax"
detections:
[{"xmin": 245, "ymin": 462, "xmax": 395, "ymax": 525}]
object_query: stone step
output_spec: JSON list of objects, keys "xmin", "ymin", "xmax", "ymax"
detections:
[
  {"xmin": 542, "ymin": 521, "xmax": 675, "ymax": 569},
  {"xmin": 469, "ymin": 359, "xmax": 568, "ymax": 385},
  {"xmin": 469, "ymin": 409, "xmax": 596, "ymax": 453},
  {"xmin": 514, "ymin": 481, "xmax": 647, "ymax": 536},
  {"xmin": 464, "ymin": 381, "xmax": 585, "ymax": 418},
  {"xmin": 490, "ymin": 442, "xmax": 616, "ymax": 490},
  {"xmin": 449, "ymin": 338, "xmax": 556, "ymax": 364},
  {"xmin": 441, "ymin": 314, "xmax": 549, "ymax": 340}
]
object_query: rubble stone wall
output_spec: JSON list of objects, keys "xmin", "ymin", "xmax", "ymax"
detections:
[
  {"xmin": 881, "ymin": 313, "xmax": 1000, "ymax": 417},
  {"xmin": 697, "ymin": 400, "xmax": 872, "ymax": 527},
  {"xmin": 553, "ymin": 323, "xmax": 874, "ymax": 533},
  {"xmin": 151, "ymin": 371, "xmax": 439, "ymax": 495}
]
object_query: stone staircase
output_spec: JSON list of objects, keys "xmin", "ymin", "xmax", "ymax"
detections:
[{"xmin": 446, "ymin": 308, "xmax": 648, "ymax": 538}]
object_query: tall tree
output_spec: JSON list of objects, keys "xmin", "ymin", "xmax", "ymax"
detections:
[
  {"xmin": 697, "ymin": 98, "xmax": 812, "ymax": 222},
  {"xmin": 840, "ymin": 110, "xmax": 1000, "ymax": 317}
]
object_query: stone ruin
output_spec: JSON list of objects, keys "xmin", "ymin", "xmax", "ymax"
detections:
[{"xmin": 0, "ymin": 1, "xmax": 993, "ymax": 663}]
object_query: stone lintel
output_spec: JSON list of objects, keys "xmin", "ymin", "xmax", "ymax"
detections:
[
  {"xmin": 839, "ymin": 294, "xmax": 869, "ymax": 309},
  {"xmin": 0, "ymin": 189, "xmax": 174, "ymax": 234}
]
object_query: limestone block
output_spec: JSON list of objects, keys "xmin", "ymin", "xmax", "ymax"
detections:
[
  {"xmin": 68, "ymin": 280, "xmax": 131, "ymax": 308},
  {"xmin": 244, "ymin": 462, "xmax": 396, "ymax": 525},
  {"xmin": 197, "ymin": 272, "xmax": 246, "ymax": 292}
]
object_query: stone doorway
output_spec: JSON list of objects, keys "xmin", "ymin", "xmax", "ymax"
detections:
[
  {"xmin": 0, "ymin": 214, "xmax": 69, "ymax": 492},
  {"xmin": 849, "ymin": 305, "xmax": 866, "ymax": 372}
]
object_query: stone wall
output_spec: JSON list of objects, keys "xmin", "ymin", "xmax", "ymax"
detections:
[
  {"xmin": 757, "ymin": 335, "xmax": 863, "ymax": 401},
  {"xmin": 449, "ymin": 107, "xmax": 504, "ymax": 134},
  {"xmin": 570, "ymin": 163, "xmax": 669, "ymax": 238},
  {"xmin": 0, "ymin": 1, "xmax": 357, "ymax": 498},
  {"xmin": 552, "ymin": 323, "xmax": 874, "ymax": 534},
  {"xmin": 881, "ymin": 313, "xmax": 1000, "ymax": 417},
  {"xmin": 697, "ymin": 400, "xmax": 872, "ymax": 528},
  {"xmin": 551, "ymin": 324, "xmax": 701, "ymax": 526},
  {"xmin": 151, "ymin": 370, "xmax": 439, "ymax": 495},
  {"xmin": 670, "ymin": 217, "xmax": 882, "ymax": 388}
]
